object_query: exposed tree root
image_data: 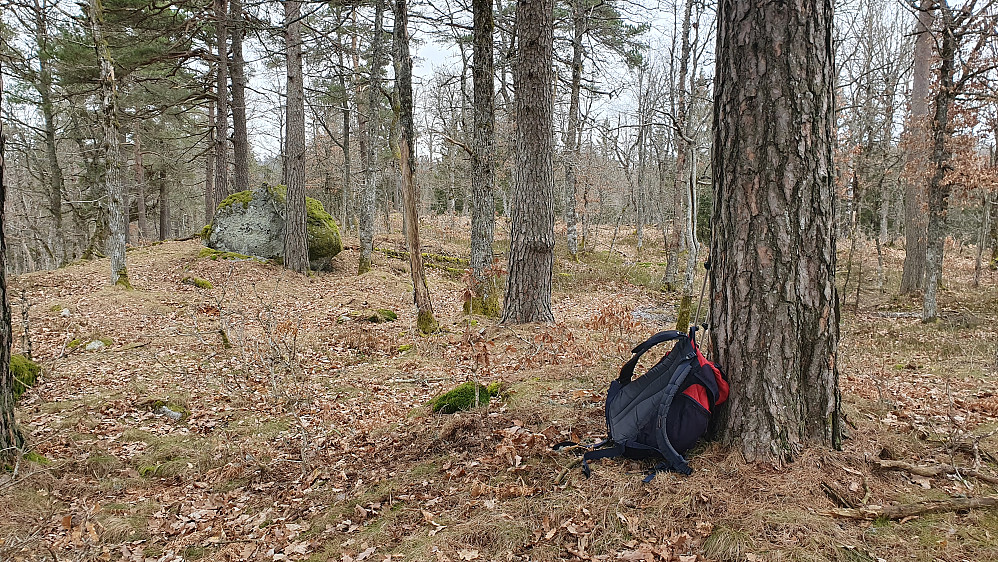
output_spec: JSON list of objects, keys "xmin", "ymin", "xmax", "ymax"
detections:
[{"xmin": 872, "ymin": 459, "xmax": 998, "ymax": 486}]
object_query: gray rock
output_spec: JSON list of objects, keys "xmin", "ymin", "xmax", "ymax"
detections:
[
  {"xmin": 85, "ymin": 340, "xmax": 106, "ymax": 351},
  {"xmin": 205, "ymin": 184, "xmax": 342, "ymax": 271}
]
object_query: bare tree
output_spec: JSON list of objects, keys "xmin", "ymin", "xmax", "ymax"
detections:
[{"xmin": 88, "ymin": 0, "xmax": 129, "ymax": 288}]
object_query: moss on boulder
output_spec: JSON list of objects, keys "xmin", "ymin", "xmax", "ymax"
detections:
[
  {"xmin": 430, "ymin": 381, "xmax": 502, "ymax": 413},
  {"xmin": 10, "ymin": 354, "xmax": 40, "ymax": 401},
  {"xmin": 204, "ymin": 184, "xmax": 342, "ymax": 271}
]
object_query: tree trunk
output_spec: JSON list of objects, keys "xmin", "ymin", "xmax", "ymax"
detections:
[
  {"xmin": 359, "ymin": 0, "xmax": 385, "ymax": 274},
  {"xmin": 158, "ymin": 170, "xmax": 170, "ymax": 240},
  {"xmin": 88, "ymin": 0, "xmax": 129, "ymax": 288},
  {"xmin": 502, "ymin": 0, "xmax": 555, "ymax": 324},
  {"xmin": 229, "ymin": 0, "xmax": 249, "ymax": 193},
  {"xmin": 339, "ymin": 23, "xmax": 351, "ymax": 231},
  {"xmin": 284, "ymin": 0, "xmax": 308, "ymax": 274},
  {"xmin": 33, "ymin": 2, "xmax": 63, "ymax": 248},
  {"xmin": 710, "ymin": 0, "xmax": 840, "ymax": 463},
  {"xmin": 393, "ymin": 0, "xmax": 437, "ymax": 333},
  {"xmin": 214, "ymin": 0, "xmax": 230, "ymax": 206},
  {"xmin": 671, "ymin": 0, "xmax": 695, "ymax": 311},
  {"xmin": 134, "ymin": 132, "xmax": 147, "ymax": 241},
  {"xmin": 921, "ymin": 5, "xmax": 956, "ymax": 323},
  {"xmin": 205, "ymin": 97, "xmax": 216, "ymax": 224},
  {"xmin": 563, "ymin": 0, "xmax": 584, "ymax": 260},
  {"xmin": 0, "ymin": 60, "xmax": 26, "ymax": 462},
  {"xmin": 900, "ymin": 0, "xmax": 933, "ymax": 294},
  {"xmin": 470, "ymin": 0, "xmax": 497, "ymax": 314}
]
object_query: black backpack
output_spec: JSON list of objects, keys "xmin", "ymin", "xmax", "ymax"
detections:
[{"xmin": 569, "ymin": 326, "xmax": 729, "ymax": 481}]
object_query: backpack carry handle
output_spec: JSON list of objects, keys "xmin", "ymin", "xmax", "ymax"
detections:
[{"xmin": 618, "ymin": 330, "xmax": 683, "ymax": 384}]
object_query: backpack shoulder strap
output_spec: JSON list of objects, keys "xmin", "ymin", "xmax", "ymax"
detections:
[{"xmin": 619, "ymin": 330, "xmax": 684, "ymax": 384}]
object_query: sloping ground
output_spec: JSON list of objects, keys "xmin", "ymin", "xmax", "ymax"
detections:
[{"xmin": 1, "ymin": 226, "xmax": 997, "ymax": 562}]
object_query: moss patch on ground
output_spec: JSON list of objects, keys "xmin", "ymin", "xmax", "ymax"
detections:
[
  {"xmin": 430, "ymin": 381, "xmax": 501, "ymax": 413},
  {"xmin": 181, "ymin": 276, "xmax": 214, "ymax": 290},
  {"xmin": 10, "ymin": 354, "xmax": 40, "ymax": 400}
]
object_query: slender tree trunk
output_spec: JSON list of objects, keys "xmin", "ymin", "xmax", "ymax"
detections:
[
  {"xmin": 470, "ymin": 0, "xmax": 497, "ymax": 313},
  {"xmin": 563, "ymin": 0, "xmax": 584, "ymax": 260},
  {"xmin": 284, "ymin": 0, "xmax": 308, "ymax": 273},
  {"xmin": 900, "ymin": 0, "xmax": 933, "ymax": 294},
  {"xmin": 710, "ymin": 0, "xmax": 840, "ymax": 462},
  {"xmin": 974, "ymin": 192, "xmax": 990, "ymax": 287},
  {"xmin": 668, "ymin": 0, "xmax": 694, "ymax": 302},
  {"xmin": 922, "ymin": 5, "xmax": 956, "ymax": 323},
  {"xmin": 134, "ymin": 132, "xmax": 147, "ymax": 241},
  {"xmin": 205, "ymin": 98, "xmax": 216, "ymax": 224},
  {"xmin": 33, "ymin": 2, "xmax": 63, "ymax": 246},
  {"xmin": 214, "ymin": 0, "xmax": 230, "ymax": 206},
  {"xmin": 88, "ymin": 0, "xmax": 129, "ymax": 288},
  {"xmin": 352, "ymin": 11, "xmax": 365, "ymax": 234},
  {"xmin": 158, "ymin": 170, "xmax": 169, "ymax": 241},
  {"xmin": 502, "ymin": 0, "xmax": 555, "ymax": 324},
  {"xmin": 393, "ymin": 0, "xmax": 437, "ymax": 332},
  {"xmin": 229, "ymin": 0, "xmax": 249, "ymax": 193},
  {"xmin": 338, "ymin": 23, "xmax": 351, "ymax": 231},
  {"xmin": 359, "ymin": 0, "xmax": 384, "ymax": 274},
  {"xmin": 0, "ymin": 59, "xmax": 25, "ymax": 462}
]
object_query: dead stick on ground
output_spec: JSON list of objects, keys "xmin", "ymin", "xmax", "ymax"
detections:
[
  {"xmin": 826, "ymin": 496, "xmax": 998, "ymax": 520},
  {"xmin": 873, "ymin": 459, "xmax": 998, "ymax": 486}
]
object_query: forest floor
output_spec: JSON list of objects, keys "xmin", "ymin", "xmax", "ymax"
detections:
[{"xmin": 2, "ymin": 215, "xmax": 998, "ymax": 562}]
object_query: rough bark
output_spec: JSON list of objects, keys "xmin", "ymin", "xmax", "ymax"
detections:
[
  {"xmin": 134, "ymin": 132, "xmax": 147, "ymax": 240},
  {"xmin": 900, "ymin": 0, "xmax": 933, "ymax": 294},
  {"xmin": 359, "ymin": 0, "xmax": 385, "ymax": 275},
  {"xmin": 213, "ymin": 0, "xmax": 230, "ymax": 206},
  {"xmin": 33, "ymin": 2, "xmax": 63, "ymax": 239},
  {"xmin": 89, "ymin": 0, "xmax": 129, "ymax": 288},
  {"xmin": 229, "ymin": 0, "xmax": 249, "ymax": 193},
  {"xmin": 502, "ymin": 0, "xmax": 555, "ymax": 324},
  {"xmin": 393, "ymin": 0, "xmax": 437, "ymax": 333},
  {"xmin": 0, "ymin": 60, "xmax": 26, "ymax": 462},
  {"xmin": 710, "ymin": 0, "xmax": 840, "ymax": 462},
  {"xmin": 205, "ymin": 97, "xmax": 216, "ymax": 224},
  {"xmin": 470, "ymin": 0, "xmax": 497, "ymax": 314},
  {"xmin": 921, "ymin": 5, "xmax": 956, "ymax": 323},
  {"xmin": 158, "ymin": 170, "xmax": 169, "ymax": 241},
  {"xmin": 563, "ymin": 0, "xmax": 584, "ymax": 260},
  {"xmin": 338, "ymin": 23, "xmax": 351, "ymax": 231},
  {"xmin": 284, "ymin": 0, "xmax": 308, "ymax": 274},
  {"xmin": 673, "ymin": 0, "xmax": 697, "ymax": 330}
]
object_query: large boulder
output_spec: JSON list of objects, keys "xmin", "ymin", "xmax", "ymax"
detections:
[{"xmin": 203, "ymin": 184, "xmax": 342, "ymax": 271}]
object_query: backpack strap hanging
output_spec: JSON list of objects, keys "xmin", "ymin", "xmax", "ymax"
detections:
[{"xmin": 618, "ymin": 330, "xmax": 683, "ymax": 384}]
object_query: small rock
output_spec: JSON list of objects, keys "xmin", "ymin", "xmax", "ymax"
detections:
[
  {"xmin": 60, "ymin": 308, "xmax": 71, "ymax": 317},
  {"xmin": 157, "ymin": 406, "xmax": 184, "ymax": 421},
  {"xmin": 84, "ymin": 340, "xmax": 106, "ymax": 351}
]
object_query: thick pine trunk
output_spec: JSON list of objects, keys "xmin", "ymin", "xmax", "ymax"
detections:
[
  {"xmin": 214, "ymin": 0, "xmax": 230, "ymax": 205},
  {"xmin": 502, "ymin": 0, "xmax": 555, "ymax": 324},
  {"xmin": 711, "ymin": 0, "xmax": 840, "ymax": 463},
  {"xmin": 0, "ymin": 62, "xmax": 25, "ymax": 461},
  {"xmin": 89, "ymin": 0, "xmax": 129, "ymax": 288},
  {"xmin": 470, "ymin": 0, "xmax": 497, "ymax": 314},
  {"xmin": 394, "ymin": 0, "xmax": 437, "ymax": 333},
  {"xmin": 284, "ymin": 0, "xmax": 308, "ymax": 273},
  {"xmin": 230, "ymin": 0, "xmax": 249, "ymax": 193},
  {"xmin": 900, "ymin": 0, "xmax": 933, "ymax": 294},
  {"xmin": 359, "ymin": 0, "xmax": 385, "ymax": 274}
]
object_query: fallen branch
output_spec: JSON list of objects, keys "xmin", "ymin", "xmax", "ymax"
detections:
[
  {"xmin": 827, "ymin": 496, "xmax": 998, "ymax": 520},
  {"xmin": 873, "ymin": 459, "xmax": 998, "ymax": 486}
]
